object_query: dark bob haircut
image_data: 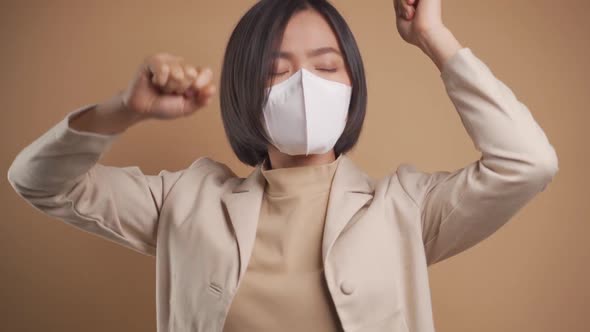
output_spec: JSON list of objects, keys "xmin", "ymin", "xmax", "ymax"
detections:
[{"xmin": 219, "ymin": 0, "xmax": 367, "ymax": 167}]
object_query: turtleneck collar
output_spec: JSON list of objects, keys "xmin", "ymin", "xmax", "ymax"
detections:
[{"xmin": 261, "ymin": 154, "xmax": 343, "ymax": 197}]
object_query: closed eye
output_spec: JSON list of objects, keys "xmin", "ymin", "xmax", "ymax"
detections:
[{"xmin": 271, "ymin": 68, "xmax": 337, "ymax": 76}]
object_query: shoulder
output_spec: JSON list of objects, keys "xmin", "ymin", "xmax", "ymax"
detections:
[
  {"xmin": 151, "ymin": 156, "xmax": 239, "ymax": 186},
  {"xmin": 188, "ymin": 156, "xmax": 232, "ymax": 172},
  {"xmin": 184, "ymin": 156, "xmax": 255, "ymax": 191},
  {"xmin": 153, "ymin": 156, "xmax": 243, "ymax": 203},
  {"xmin": 381, "ymin": 163, "xmax": 452, "ymax": 207},
  {"xmin": 185, "ymin": 156, "xmax": 239, "ymax": 180}
]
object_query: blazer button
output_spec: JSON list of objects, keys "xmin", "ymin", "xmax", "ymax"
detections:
[{"xmin": 340, "ymin": 280, "xmax": 355, "ymax": 295}]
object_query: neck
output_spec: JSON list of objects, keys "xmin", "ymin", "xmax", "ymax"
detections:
[{"xmin": 265, "ymin": 146, "xmax": 337, "ymax": 170}]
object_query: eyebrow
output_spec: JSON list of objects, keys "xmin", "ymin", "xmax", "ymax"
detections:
[{"xmin": 272, "ymin": 47, "xmax": 342, "ymax": 59}]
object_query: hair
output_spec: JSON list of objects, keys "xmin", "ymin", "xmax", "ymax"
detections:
[{"xmin": 219, "ymin": 0, "xmax": 367, "ymax": 167}]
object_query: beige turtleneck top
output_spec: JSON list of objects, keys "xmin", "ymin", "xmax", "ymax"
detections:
[{"xmin": 222, "ymin": 155, "xmax": 344, "ymax": 332}]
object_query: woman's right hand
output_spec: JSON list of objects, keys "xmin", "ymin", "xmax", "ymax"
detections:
[{"xmin": 121, "ymin": 53, "xmax": 216, "ymax": 120}]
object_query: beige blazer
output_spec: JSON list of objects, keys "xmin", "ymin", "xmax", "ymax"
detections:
[{"xmin": 7, "ymin": 47, "xmax": 558, "ymax": 332}]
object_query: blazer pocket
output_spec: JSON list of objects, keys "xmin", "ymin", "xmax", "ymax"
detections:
[
  {"xmin": 350, "ymin": 308, "xmax": 409, "ymax": 332},
  {"xmin": 207, "ymin": 282, "xmax": 223, "ymax": 298}
]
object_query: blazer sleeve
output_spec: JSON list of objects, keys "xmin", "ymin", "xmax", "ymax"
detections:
[
  {"xmin": 395, "ymin": 47, "xmax": 559, "ymax": 266},
  {"xmin": 7, "ymin": 104, "xmax": 188, "ymax": 257}
]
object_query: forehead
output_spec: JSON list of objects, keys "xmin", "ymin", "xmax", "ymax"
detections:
[{"xmin": 278, "ymin": 9, "xmax": 341, "ymax": 52}]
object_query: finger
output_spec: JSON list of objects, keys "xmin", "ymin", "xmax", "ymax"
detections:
[
  {"xmin": 195, "ymin": 84, "xmax": 217, "ymax": 106},
  {"xmin": 394, "ymin": 0, "xmax": 414, "ymax": 19},
  {"xmin": 188, "ymin": 81, "xmax": 214, "ymax": 103},
  {"xmin": 148, "ymin": 63, "xmax": 170, "ymax": 87},
  {"xmin": 187, "ymin": 83, "xmax": 215, "ymax": 110},
  {"xmin": 165, "ymin": 63, "xmax": 185, "ymax": 94},
  {"xmin": 177, "ymin": 64, "xmax": 197, "ymax": 93},
  {"xmin": 401, "ymin": 3, "xmax": 414, "ymax": 19},
  {"xmin": 184, "ymin": 64, "xmax": 198, "ymax": 84},
  {"xmin": 193, "ymin": 67, "xmax": 213, "ymax": 90},
  {"xmin": 187, "ymin": 66, "xmax": 202, "ymax": 91},
  {"xmin": 182, "ymin": 65, "xmax": 199, "ymax": 98},
  {"xmin": 184, "ymin": 84, "xmax": 216, "ymax": 115},
  {"xmin": 146, "ymin": 55, "xmax": 170, "ymax": 87},
  {"xmin": 145, "ymin": 53, "xmax": 176, "ymax": 84}
]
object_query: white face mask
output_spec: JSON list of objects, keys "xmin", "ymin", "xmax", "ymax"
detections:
[{"xmin": 262, "ymin": 68, "xmax": 352, "ymax": 156}]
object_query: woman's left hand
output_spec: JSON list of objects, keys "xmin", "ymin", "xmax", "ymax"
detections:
[
  {"xmin": 393, "ymin": 0, "xmax": 444, "ymax": 49},
  {"xmin": 393, "ymin": 0, "xmax": 463, "ymax": 72}
]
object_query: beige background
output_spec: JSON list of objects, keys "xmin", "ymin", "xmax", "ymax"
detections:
[{"xmin": 1, "ymin": 0, "xmax": 588, "ymax": 331}]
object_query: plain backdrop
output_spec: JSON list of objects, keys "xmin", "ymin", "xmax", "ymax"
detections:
[{"xmin": 1, "ymin": 1, "xmax": 588, "ymax": 331}]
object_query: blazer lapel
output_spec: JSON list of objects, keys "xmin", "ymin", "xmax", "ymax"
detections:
[
  {"xmin": 321, "ymin": 154, "xmax": 374, "ymax": 263},
  {"xmin": 220, "ymin": 153, "xmax": 374, "ymax": 283},
  {"xmin": 220, "ymin": 165, "xmax": 265, "ymax": 283}
]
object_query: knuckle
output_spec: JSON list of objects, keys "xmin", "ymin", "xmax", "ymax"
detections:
[
  {"xmin": 170, "ymin": 66, "xmax": 184, "ymax": 80},
  {"xmin": 151, "ymin": 61, "xmax": 167, "ymax": 73},
  {"xmin": 156, "ymin": 71, "xmax": 170, "ymax": 86},
  {"xmin": 159, "ymin": 64, "xmax": 170, "ymax": 77},
  {"xmin": 184, "ymin": 65, "xmax": 198, "ymax": 78},
  {"xmin": 148, "ymin": 52, "xmax": 169, "ymax": 66},
  {"xmin": 195, "ymin": 68, "xmax": 213, "ymax": 87}
]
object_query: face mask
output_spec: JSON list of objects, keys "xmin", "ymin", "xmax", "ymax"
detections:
[{"xmin": 262, "ymin": 68, "xmax": 352, "ymax": 156}]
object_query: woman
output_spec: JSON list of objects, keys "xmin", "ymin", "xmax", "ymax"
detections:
[{"xmin": 7, "ymin": 0, "xmax": 558, "ymax": 331}]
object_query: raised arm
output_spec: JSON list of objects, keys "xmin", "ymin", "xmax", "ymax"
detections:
[
  {"xmin": 7, "ymin": 53, "xmax": 217, "ymax": 256},
  {"xmin": 391, "ymin": 0, "xmax": 559, "ymax": 266}
]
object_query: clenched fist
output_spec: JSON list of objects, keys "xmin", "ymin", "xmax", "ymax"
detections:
[
  {"xmin": 122, "ymin": 53, "xmax": 216, "ymax": 120},
  {"xmin": 393, "ymin": 0, "xmax": 444, "ymax": 48}
]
